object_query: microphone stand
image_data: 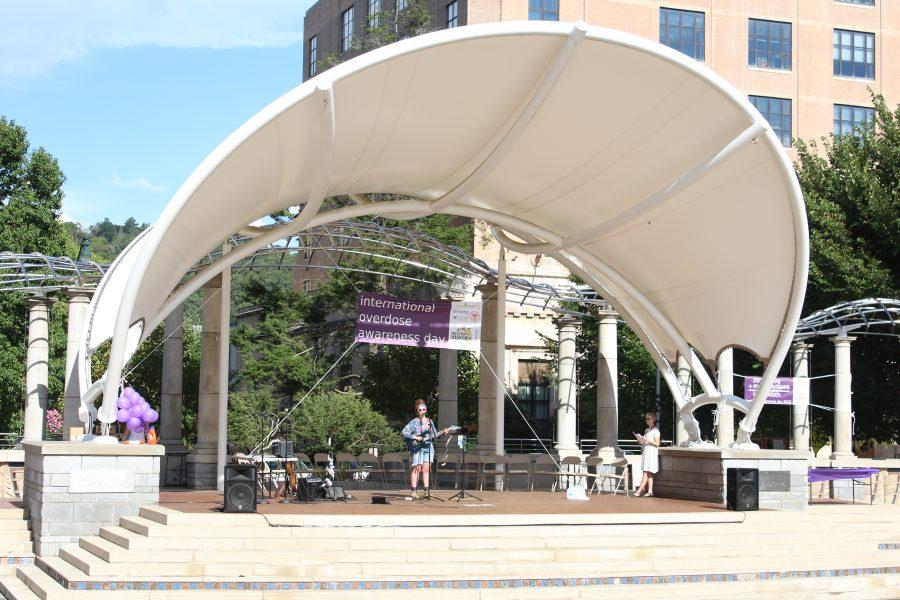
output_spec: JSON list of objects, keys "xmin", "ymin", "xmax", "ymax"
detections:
[{"xmin": 448, "ymin": 434, "xmax": 482, "ymax": 503}]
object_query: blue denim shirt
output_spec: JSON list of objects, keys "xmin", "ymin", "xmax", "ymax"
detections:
[{"xmin": 402, "ymin": 418, "xmax": 437, "ymax": 446}]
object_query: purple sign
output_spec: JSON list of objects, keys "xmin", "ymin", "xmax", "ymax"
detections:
[
  {"xmin": 743, "ymin": 376, "xmax": 808, "ymax": 405},
  {"xmin": 355, "ymin": 292, "xmax": 481, "ymax": 351}
]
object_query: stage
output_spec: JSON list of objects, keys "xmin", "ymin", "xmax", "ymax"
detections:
[{"xmin": 159, "ymin": 488, "xmax": 730, "ymax": 517}]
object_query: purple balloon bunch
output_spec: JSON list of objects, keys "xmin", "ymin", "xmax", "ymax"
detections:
[{"xmin": 115, "ymin": 387, "xmax": 159, "ymax": 434}]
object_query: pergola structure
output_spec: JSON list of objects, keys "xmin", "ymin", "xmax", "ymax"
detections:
[
  {"xmin": 789, "ymin": 299, "xmax": 900, "ymax": 458},
  {"xmin": 53, "ymin": 22, "xmax": 806, "ymax": 488}
]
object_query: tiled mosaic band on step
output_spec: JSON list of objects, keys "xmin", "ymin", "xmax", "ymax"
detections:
[{"xmin": 32, "ymin": 558, "xmax": 900, "ymax": 592}]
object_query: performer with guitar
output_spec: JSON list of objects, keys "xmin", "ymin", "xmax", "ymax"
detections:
[{"xmin": 402, "ymin": 400, "xmax": 453, "ymax": 500}]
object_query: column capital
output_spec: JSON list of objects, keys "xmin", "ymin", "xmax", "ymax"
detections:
[
  {"xmin": 596, "ymin": 309, "xmax": 618, "ymax": 321},
  {"xmin": 555, "ymin": 315, "xmax": 581, "ymax": 331},
  {"xmin": 60, "ymin": 287, "xmax": 93, "ymax": 301},
  {"xmin": 829, "ymin": 335, "xmax": 856, "ymax": 345},
  {"xmin": 475, "ymin": 281, "xmax": 497, "ymax": 297},
  {"xmin": 792, "ymin": 341, "xmax": 814, "ymax": 351},
  {"xmin": 27, "ymin": 294, "xmax": 54, "ymax": 308}
]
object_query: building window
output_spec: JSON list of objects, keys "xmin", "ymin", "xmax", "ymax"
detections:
[
  {"xmin": 308, "ymin": 36, "xmax": 317, "ymax": 77},
  {"xmin": 836, "ymin": 0, "xmax": 875, "ymax": 5},
  {"xmin": 446, "ymin": 1, "xmax": 458, "ymax": 28},
  {"xmin": 517, "ymin": 361, "xmax": 551, "ymax": 423},
  {"xmin": 833, "ymin": 29, "xmax": 875, "ymax": 79},
  {"xmin": 834, "ymin": 104, "xmax": 875, "ymax": 136},
  {"xmin": 529, "ymin": 0, "xmax": 558, "ymax": 21},
  {"xmin": 750, "ymin": 96, "xmax": 792, "ymax": 147},
  {"xmin": 660, "ymin": 8, "xmax": 705, "ymax": 61},
  {"xmin": 341, "ymin": 7, "xmax": 354, "ymax": 53},
  {"xmin": 397, "ymin": 0, "xmax": 407, "ymax": 11},
  {"xmin": 303, "ymin": 280, "xmax": 311, "ymax": 293},
  {"xmin": 748, "ymin": 19, "xmax": 791, "ymax": 70},
  {"xmin": 368, "ymin": 0, "xmax": 380, "ymax": 26}
]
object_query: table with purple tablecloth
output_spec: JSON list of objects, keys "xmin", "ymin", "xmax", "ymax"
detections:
[{"xmin": 808, "ymin": 467, "xmax": 880, "ymax": 483}]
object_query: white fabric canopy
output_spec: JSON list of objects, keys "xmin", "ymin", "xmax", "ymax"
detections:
[{"xmin": 81, "ymin": 21, "xmax": 807, "ymax": 446}]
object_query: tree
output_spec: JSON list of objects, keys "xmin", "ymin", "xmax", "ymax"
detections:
[
  {"xmin": 794, "ymin": 93, "xmax": 899, "ymax": 443},
  {"xmin": 0, "ymin": 117, "xmax": 77, "ymax": 431},
  {"xmin": 358, "ymin": 346, "xmax": 478, "ymax": 426},
  {"xmin": 318, "ymin": 0, "xmax": 433, "ymax": 72},
  {"xmin": 291, "ymin": 388, "xmax": 402, "ymax": 455}
]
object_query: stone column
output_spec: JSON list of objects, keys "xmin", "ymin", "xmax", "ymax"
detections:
[
  {"xmin": 791, "ymin": 342, "xmax": 813, "ymax": 453},
  {"xmin": 715, "ymin": 349, "xmax": 735, "ymax": 447},
  {"xmin": 186, "ymin": 275, "xmax": 222, "ymax": 488},
  {"xmin": 24, "ymin": 295, "xmax": 53, "ymax": 442},
  {"xmin": 674, "ymin": 354, "xmax": 691, "ymax": 446},
  {"xmin": 63, "ymin": 288, "xmax": 92, "ymax": 435},
  {"xmin": 159, "ymin": 303, "xmax": 185, "ymax": 451},
  {"xmin": 438, "ymin": 348, "xmax": 458, "ymax": 432},
  {"xmin": 554, "ymin": 317, "xmax": 581, "ymax": 458},
  {"xmin": 475, "ymin": 281, "xmax": 498, "ymax": 453},
  {"xmin": 593, "ymin": 310, "xmax": 621, "ymax": 458},
  {"xmin": 830, "ymin": 336, "xmax": 855, "ymax": 459}
]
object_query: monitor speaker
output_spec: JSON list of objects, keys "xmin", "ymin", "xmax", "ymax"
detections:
[
  {"xmin": 224, "ymin": 464, "xmax": 257, "ymax": 513},
  {"xmin": 726, "ymin": 467, "xmax": 759, "ymax": 511}
]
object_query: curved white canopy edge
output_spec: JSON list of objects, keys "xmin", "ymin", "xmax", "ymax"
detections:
[{"xmin": 81, "ymin": 21, "xmax": 808, "ymax": 447}]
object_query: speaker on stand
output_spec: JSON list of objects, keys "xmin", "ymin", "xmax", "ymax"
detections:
[
  {"xmin": 726, "ymin": 467, "xmax": 759, "ymax": 511},
  {"xmin": 224, "ymin": 464, "xmax": 257, "ymax": 513}
]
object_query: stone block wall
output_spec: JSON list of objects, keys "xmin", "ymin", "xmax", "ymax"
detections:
[
  {"xmin": 23, "ymin": 442, "xmax": 164, "ymax": 556},
  {"xmin": 654, "ymin": 448, "xmax": 809, "ymax": 511}
]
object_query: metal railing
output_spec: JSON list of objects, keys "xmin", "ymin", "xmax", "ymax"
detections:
[
  {"xmin": 0, "ymin": 432, "xmax": 21, "ymax": 450},
  {"xmin": 503, "ymin": 437, "xmax": 673, "ymax": 455}
]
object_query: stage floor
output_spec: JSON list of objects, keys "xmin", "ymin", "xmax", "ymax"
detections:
[{"xmin": 159, "ymin": 488, "xmax": 727, "ymax": 516}]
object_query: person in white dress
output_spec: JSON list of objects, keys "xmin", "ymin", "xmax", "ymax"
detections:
[{"xmin": 636, "ymin": 413, "xmax": 660, "ymax": 497}]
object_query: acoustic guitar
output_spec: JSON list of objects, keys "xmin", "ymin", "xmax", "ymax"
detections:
[{"xmin": 405, "ymin": 425, "xmax": 462, "ymax": 454}]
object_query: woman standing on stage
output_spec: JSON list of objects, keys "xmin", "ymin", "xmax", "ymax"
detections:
[
  {"xmin": 635, "ymin": 412, "xmax": 661, "ymax": 497},
  {"xmin": 401, "ymin": 400, "xmax": 448, "ymax": 499}
]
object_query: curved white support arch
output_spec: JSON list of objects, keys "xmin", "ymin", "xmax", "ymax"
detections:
[{"xmin": 81, "ymin": 23, "xmax": 807, "ymax": 448}]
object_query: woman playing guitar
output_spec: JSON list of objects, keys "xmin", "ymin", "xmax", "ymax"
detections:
[{"xmin": 401, "ymin": 400, "xmax": 451, "ymax": 500}]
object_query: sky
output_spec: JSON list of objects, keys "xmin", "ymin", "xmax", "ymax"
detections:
[{"xmin": 0, "ymin": 0, "xmax": 317, "ymax": 226}]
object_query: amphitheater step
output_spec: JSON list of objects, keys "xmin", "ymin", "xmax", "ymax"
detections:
[{"xmin": 0, "ymin": 574, "xmax": 40, "ymax": 600}]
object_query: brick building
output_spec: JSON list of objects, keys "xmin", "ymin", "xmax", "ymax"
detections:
[{"xmin": 304, "ymin": 0, "xmax": 898, "ymax": 151}]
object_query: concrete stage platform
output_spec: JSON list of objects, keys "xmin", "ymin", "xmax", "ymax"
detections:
[{"xmin": 159, "ymin": 489, "xmax": 731, "ymax": 519}]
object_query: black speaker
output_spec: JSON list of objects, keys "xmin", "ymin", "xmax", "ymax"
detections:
[
  {"xmin": 224, "ymin": 464, "xmax": 257, "ymax": 513},
  {"xmin": 275, "ymin": 440, "xmax": 293, "ymax": 459},
  {"xmin": 726, "ymin": 467, "xmax": 759, "ymax": 511}
]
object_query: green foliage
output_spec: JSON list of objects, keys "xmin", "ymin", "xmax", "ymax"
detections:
[
  {"xmin": 291, "ymin": 388, "xmax": 402, "ymax": 455},
  {"xmin": 794, "ymin": 93, "xmax": 899, "ymax": 443},
  {"xmin": 231, "ymin": 269, "xmax": 322, "ymax": 401},
  {"xmin": 227, "ymin": 386, "xmax": 281, "ymax": 451},
  {"xmin": 359, "ymin": 346, "xmax": 478, "ymax": 427},
  {"xmin": 0, "ymin": 117, "xmax": 76, "ymax": 431},
  {"xmin": 65, "ymin": 217, "xmax": 148, "ymax": 263},
  {"xmin": 318, "ymin": 0, "xmax": 433, "ymax": 72}
]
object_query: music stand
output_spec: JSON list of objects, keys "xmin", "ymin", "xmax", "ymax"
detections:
[{"xmin": 448, "ymin": 435, "xmax": 482, "ymax": 502}]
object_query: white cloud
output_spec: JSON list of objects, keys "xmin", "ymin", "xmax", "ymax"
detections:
[
  {"xmin": 0, "ymin": 0, "xmax": 312, "ymax": 78},
  {"xmin": 109, "ymin": 171, "xmax": 167, "ymax": 193}
]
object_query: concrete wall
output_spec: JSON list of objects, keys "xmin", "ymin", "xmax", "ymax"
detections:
[
  {"xmin": 654, "ymin": 447, "xmax": 809, "ymax": 511},
  {"xmin": 23, "ymin": 442, "xmax": 163, "ymax": 557}
]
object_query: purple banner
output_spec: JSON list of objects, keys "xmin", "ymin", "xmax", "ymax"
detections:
[
  {"xmin": 354, "ymin": 292, "xmax": 481, "ymax": 351},
  {"xmin": 743, "ymin": 376, "xmax": 807, "ymax": 405}
]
